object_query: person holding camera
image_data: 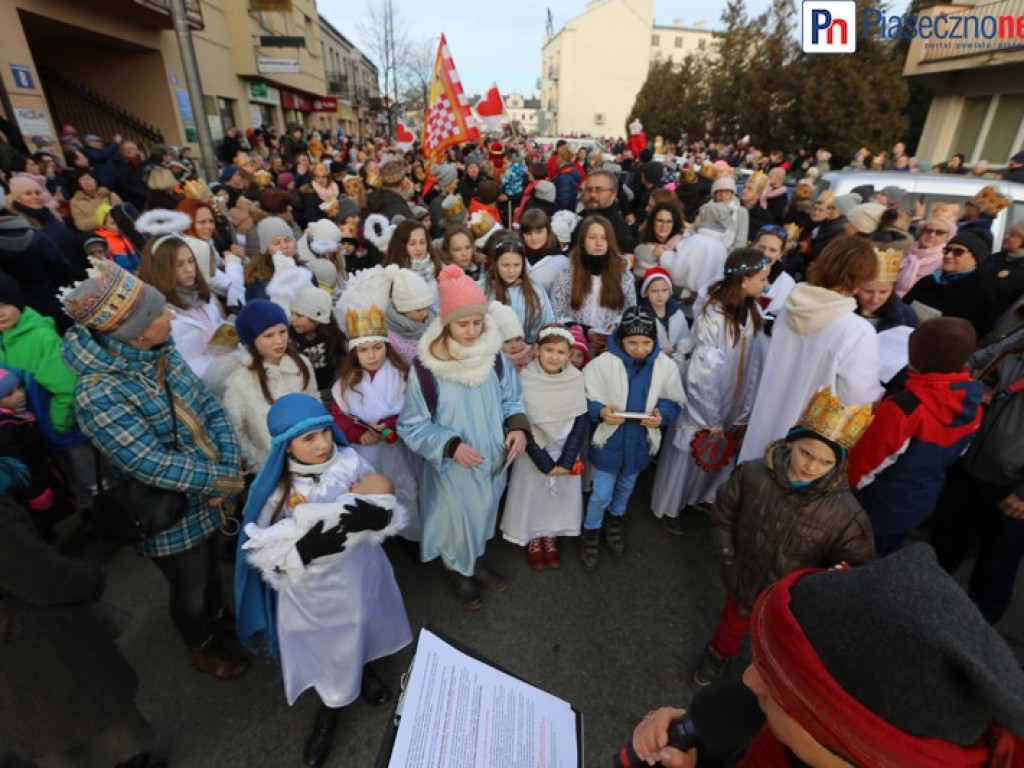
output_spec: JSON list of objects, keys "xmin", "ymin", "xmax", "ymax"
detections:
[{"xmin": 630, "ymin": 544, "xmax": 1024, "ymax": 767}]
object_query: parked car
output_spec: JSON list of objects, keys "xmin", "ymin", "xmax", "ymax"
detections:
[
  {"xmin": 532, "ymin": 136, "xmax": 610, "ymax": 155},
  {"xmin": 816, "ymin": 170, "xmax": 1024, "ymax": 244}
]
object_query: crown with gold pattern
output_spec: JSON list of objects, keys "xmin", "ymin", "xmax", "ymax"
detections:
[
  {"xmin": 184, "ymin": 179, "xmax": 211, "ymax": 201},
  {"xmin": 337, "ymin": 264, "xmax": 397, "ymax": 346},
  {"xmin": 746, "ymin": 171, "xmax": 768, "ymax": 194},
  {"xmin": 784, "ymin": 222, "xmax": 802, "ymax": 242},
  {"xmin": 796, "ymin": 386, "xmax": 874, "ymax": 450},
  {"xmin": 969, "ymin": 185, "xmax": 1011, "ymax": 217},
  {"xmin": 817, "ymin": 189, "xmax": 836, "ymax": 207},
  {"xmin": 874, "ymin": 248, "xmax": 902, "ymax": 283}
]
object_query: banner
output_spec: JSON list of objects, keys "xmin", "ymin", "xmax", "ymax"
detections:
[{"xmin": 421, "ymin": 34, "xmax": 479, "ymax": 166}]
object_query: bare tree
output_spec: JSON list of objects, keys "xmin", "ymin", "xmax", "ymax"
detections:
[
  {"xmin": 399, "ymin": 38, "xmax": 436, "ymax": 117},
  {"xmin": 356, "ymin": 0, "xmax": 409, "ymax": 140}
]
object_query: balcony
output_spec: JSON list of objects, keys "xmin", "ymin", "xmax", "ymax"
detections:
[{"xmin": 326, "ymin": 70, "xmax": 350, "ymax": 98}]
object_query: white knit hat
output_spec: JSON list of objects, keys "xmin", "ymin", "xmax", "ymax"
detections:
[
  {"xmin": 291, "ymin": 286, "xmax": 333, "ymax": 324},
  {"xmin": 306, "ymin": 219, "xmax": 342, "ymax": 255},
  {"xmin": 488, "ymin": 300, "xmax": 525, "ymax": 342},
  {"xmin": 182, "ymin": 236, "xmax": 213, "ymax": 280},
  {"xmin": 550, "ymin": 210, "xmax": 579, "ymax": 245},
  {"xmin": 711, "ymin": 175, "xmax": 736, "ymax": 194},
  {"xmin": 391, "ymin": 268, "xmax": 433, "ymax": 312}
]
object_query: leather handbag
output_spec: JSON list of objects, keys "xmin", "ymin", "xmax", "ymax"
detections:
[{"xmin": 92, "ymin": 374, "xmax": 190, "ymax": 545}]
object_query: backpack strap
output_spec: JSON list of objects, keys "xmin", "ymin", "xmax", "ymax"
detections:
[
  {"xmin": 493, "ymin": 352, "xmax": 504, "ymax": 379},
  {"xmin": 411, "ymin": 356, "xmax": 438, "ymax": 417}
]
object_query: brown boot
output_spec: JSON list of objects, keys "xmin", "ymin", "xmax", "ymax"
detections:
[
  {"xmin": 190, "ymin": 637, "xmax": 248, "ymax": 679},
  {"xmin": 580, "ymin": 529, "xmax": 600, "ymax": 571}
]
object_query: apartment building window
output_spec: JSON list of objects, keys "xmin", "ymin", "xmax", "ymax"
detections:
[
  {"xmin": 675, "ymin": 36, "xmax": 682, "ymax": 47},
  {"xmin": 949, "ymin": 93, "xmax": 1024, "ymax": 164},
  {"xmin": 652, "ymin": 34, "xmax": 660, "ymax": 45},
  {"xmin": 698, "ymin": 38, "xmax": 706, "ymax": 50},
  {"xmin": 217, "ymin": 97, "xmax": 237, "ymax": 131}
]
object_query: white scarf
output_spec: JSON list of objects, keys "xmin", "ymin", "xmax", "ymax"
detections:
[
  {"xmin": 331, "ymin": 359, "xmax": 405, "ymax": 424},
  {"xmin": 583, "ymin": 351, "xmax": 686, "ymax": 455},
  {"xmin": 519, "ymin": 358, "xmax": 586, "ymax": 448},
  {"xmin": 416, "ymin": 314, "xmax": 503, "ymax": 386},
  {"xmin": 411, "ymin": 254, "xmax": 436, "ymax": 285}
]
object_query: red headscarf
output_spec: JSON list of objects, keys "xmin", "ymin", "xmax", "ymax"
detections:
[{"xmin": 744, "ymin": 566, "xmax": 1024, "ymax": 768}]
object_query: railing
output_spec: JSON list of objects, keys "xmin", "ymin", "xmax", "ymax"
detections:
[
  {"xmin": 40, "ymin": 67, "xmax": 165, "ymax": 147},
  {"xmin": 325, "ymin": 70, "xmax": 350, "ymax": 97},
  {"xmin": 133, "ymin": 0, "xmax": 204, "ymax": 28},
  {"xmin": 919, "ymin": 0, "xmax": 1024, "ymax": 63}
]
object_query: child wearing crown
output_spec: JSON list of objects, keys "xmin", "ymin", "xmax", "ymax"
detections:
[{"xmin": 691, "ymin": 386, "xmax": 876, "ymax": 688}]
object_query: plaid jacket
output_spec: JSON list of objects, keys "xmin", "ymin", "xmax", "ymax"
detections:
[{"xmin": 62, "ymin": 324, "xmax": 244, "ymax": 557}]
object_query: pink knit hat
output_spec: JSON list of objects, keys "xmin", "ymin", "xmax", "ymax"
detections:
[
  {"xmin": 640, "ymin": 265, "xmax": 672, "ymax": 297},
  {"xmin": 438, "ymin": 264, "xmax": 486, "ymax": 324},
  {"xmin": 568, "ymin": 324, "xmax": 590, "ymax": 365},
  {"xmin": 8, "ymin": 176, "xmax": 42, "ymax": 202}
]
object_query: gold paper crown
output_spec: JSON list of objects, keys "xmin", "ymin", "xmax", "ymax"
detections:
[
  {"xmin": 443, "ymin": 194, "xmax": 466, "ymax": 218},
  {"xmin": 253, "ymin": 169, "xmax": 273, "ymax": 187},
  {"xmin": 784, "ymin": 222, "xmax": 802, "ymax": 242},
  {"xmin": 818, "ymin": 189, "xmax": 836, "ymax": 207},
  {"xmin": 970, "ymin": 185, "xmax": 1011, "ymax": 217},
  {"xmin": 184, "ymin": 179, "xmax": 210, "ymax": 201},
  {"xmin": 874, "ymin": 248, "xmax": 902, "ymax": 283},
  {"xmin": 796, "ymin": 386, "xmax": 874, "ymax": 450},
  {"xmin": 345, "ymin": 304, "xmax": 386, "ymax": 340},
  {"xmin": 746, "ymin": 171, "xmax": 768, "ymax": 193}
]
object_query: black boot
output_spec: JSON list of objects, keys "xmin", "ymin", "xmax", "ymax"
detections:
[
  {"xmin": 302, "ymin": 704, "xmax": 340, "ymax": 768},
  {"xmin": 360, "ymin": 662, "xmax": 393, "ymax": 706}
]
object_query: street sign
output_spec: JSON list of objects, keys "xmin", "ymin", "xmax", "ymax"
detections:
[
  {"xmin": 260, "ymin": 36, "xmax": 305, "ymax": 47},
  {"xmin": 9, "ymin": 64, "xmax": 34, "ymax": 90},
  {"xmin": 258, "ymin": 57, "xmax": 301, "ymax": 74},
  {"xmin": 312, "ymin": 97, "xmax": 338, "ymax": 113}
]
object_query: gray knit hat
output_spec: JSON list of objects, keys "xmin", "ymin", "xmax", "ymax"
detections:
[
  {"xmin": 257, "ymin": 216, "xmax": 294, "ymax": 254},
  {"xmin": 59, "ymin": 260, "xmax": 166, "ymax": 343},
  {"xmin": 833, "ymin": 193, "xmax": 861, "ymax": 218},
  {"xmin": 698, "ymin": 201, "xmax": 733, "ymax": 232},
  {"xmin": 337, "ymin": 196, "xmax": 361, "ymax": 222},
  {"xmin": 534, "ymin": 180, "xmax": 556, "ymax": 203},
  {"xmin": 431, "ymin": 163, "xmax": 458, "ymax": 188}
]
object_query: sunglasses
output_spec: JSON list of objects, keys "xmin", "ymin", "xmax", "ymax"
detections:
[
  {"xmin": 943, "ymin": 245, "xmax": 972, "ymax": 258},
  {"xmin": 758, "ymin": 225, "xmax": 788, "ymax": 239}
]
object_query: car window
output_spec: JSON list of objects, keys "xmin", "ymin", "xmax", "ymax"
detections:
[{"xmin": 1011, "ymin": 200, "xmax": 1024, "ymax": 228}]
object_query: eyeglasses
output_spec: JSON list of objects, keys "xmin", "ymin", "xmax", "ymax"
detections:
[
  {"xmin": 583, "ymin": 187, "xmax": 613, "ymax": 194},
  {"xmin": 943, "ymin": 246, "xmax": 972, "ymax": 258},
  {"xmin": 919, "ymin": 227, "xmax": 947, "ymax": 237}
]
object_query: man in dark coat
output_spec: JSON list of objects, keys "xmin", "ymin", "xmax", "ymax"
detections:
[
  {"xmin": 572, "ymin": 169, "xmax": 636, "ymax": 253},
  {"xmin": 1004, "ymin": 150, "xmax": 1024, "ymax": 184},
  {"xmin": 113, "ymin": 140, "xmax": 149, "ymax": 210}
]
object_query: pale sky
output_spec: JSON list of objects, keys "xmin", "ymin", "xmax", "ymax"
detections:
[{"xmin": 318, "ymin": 0, "xmax": 772, "ymax": 97}]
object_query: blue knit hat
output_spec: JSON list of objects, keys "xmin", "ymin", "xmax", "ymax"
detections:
[
  {"xmin": 235, "ymin": 299, "xmax": 288, "ymax": 347},
  {"xmin": 0, "ymin": 367, "xmax": 21, "ymax": 399},
  {"xmin": 235, "ymin": 393, "xmax": 349, "ymax": 655},
  {"xmin": 219, "ymin": 164, "xmax": 240, "ymax": 184}
]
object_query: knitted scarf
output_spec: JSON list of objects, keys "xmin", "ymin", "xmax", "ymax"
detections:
[
  {"xmin": 310, "ymin": 178, "xmax": 339, "ymax": 203},
  {"xmin": 519, "ymin": 358, "xmax": 586, "ymax": 447},
  {"xmin": 176, "ymin": 284, "xmax": 205, "ymax": 310},
  {"xmin": 385, "ymin": 302, "xmax": 436, "ymax": 340}
]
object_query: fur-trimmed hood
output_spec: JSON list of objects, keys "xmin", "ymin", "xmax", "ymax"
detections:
[{"xmin": 415, "ymin": 313, "xmax": 503, "ymax": 386}]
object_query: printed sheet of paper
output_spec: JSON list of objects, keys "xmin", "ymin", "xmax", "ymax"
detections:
[
  {"xmin": 877, "ymin": 324, "xmax": 913, "ymax": 383},
  {"xmin": 388, "ymin": 629, "xmax": 580, "ymax": 768}
]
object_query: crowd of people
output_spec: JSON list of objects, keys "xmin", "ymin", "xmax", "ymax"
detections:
[{"xmin": 0, "ymin": 115, "xmax": 1023, "ymax": 768}]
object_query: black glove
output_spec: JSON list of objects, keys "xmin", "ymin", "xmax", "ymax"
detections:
[
  {"xmin": 295, "ymin": 520, "xmax": 348, "ymax": 566},
  {"xmin": 341, "ymin": 498, "xmax": 391, "ymax": 533}
]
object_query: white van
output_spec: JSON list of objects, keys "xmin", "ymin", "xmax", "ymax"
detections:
[{"xmin": 817, "ymin": 170, "xmax": 1024, "ymax": 246}]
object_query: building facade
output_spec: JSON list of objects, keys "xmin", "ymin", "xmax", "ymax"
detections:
[
  {"xmin": 319, "ymin": 15, "xmax": 382, "ymax": 140},
  {"xmin": 505, "ymin": 93, "xmax": 540, "ymax": 135},
  {"xmin": 539, "ymin": 0, "xmax": 714, "ymax": 136},
  {"xmin": 903, "ymin": 0, "xmax": 1024, "ymax": 168}
]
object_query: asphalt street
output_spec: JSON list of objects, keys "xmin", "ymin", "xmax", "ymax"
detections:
[{"xmin": 20, "ymin": 466, "xmax": 1024, "ymax": 767}]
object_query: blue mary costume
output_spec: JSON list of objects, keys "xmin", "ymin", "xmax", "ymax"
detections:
[
  {"xmin": 235, "ymin": 394, "xmax": 410, "ymax": 708},
  {"xmin": 397, "ymin": 313, "xmax": 527, "ymax": 576}
]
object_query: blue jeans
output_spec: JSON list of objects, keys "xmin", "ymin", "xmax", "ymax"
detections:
[{"xmin": 584, "ymin": 469, "xmax": 640, "ymax": 530}]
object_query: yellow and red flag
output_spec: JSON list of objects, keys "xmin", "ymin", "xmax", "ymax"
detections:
[{"xmin": 422, "ymin": 34, "xmax": 479, "ymax": 172}]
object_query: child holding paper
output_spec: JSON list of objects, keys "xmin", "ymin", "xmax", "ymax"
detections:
[{"xmin": 581, "ymin": 306, "xmax": 685, "ymax": 570}]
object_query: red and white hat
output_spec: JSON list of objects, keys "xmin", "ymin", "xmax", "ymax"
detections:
[{"xmin": 640, "ymin": 265, "xmax": 672, "ymax": 297}]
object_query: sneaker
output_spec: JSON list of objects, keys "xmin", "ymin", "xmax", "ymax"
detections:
[
  {"xmin": 542, "ymin": 536, "xmax": 561, "ymax": 569},
  {"xmin": 580, "ymin": 529, "xmax": 600, "ymax": 571},
  {"xmin": 473, "ymin": 561, "xmax": 508, "ymax": 593},
  {"xmin": 451, "ymin": 573, "xmax": 483, "ymax": 611},
  {"xmin": 663, "ymin": 515, "xmax": 686, "ymax": 537},
  {"xmin": 692, "ymin": 645, "xmax": 728, "ymax": 688},
  {"xmin": 527, "ymin": 538, "xmax": 546, "ymax": 571},
  {"xmin": 605, "ymin": 515, "xmax": 626, "ymax": 554}
]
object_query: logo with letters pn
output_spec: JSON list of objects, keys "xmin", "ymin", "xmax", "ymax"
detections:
[{"xmin": 802, "ymin": 0, "xmax": 857, "ymax": 53}]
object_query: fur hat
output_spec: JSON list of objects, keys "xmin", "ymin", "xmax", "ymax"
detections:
[
  {"xmin": 847, "ymin": 202, "xmax": 887, "ymax": 234},
  {"xmin": 438, "ymin": 263, "xmax": 487, "ymax": 324},
  {"xmin": 550, "ymin": 210, "xmax": 579, "ymax": 244},
  {"xmin": 391, "ymin": 268, "xmax": 433, "ymax": 312},
  {"xmin": 59, "ymin": 260, "xmax": 167, "ymax": 343},
  {"xmin": 534, "ymin": 180, "xmax": 556, "ymax": 203},
  {"xmin": 488, "ymin": 300, "xmax": 525, "ymax": 342},
  {"xmin": 236, "ymin": 299, "xmax": 288, "ymax": 347},
  {"xmin": 640, "ymin": 266, "xmax": 672, "ymax": 297},
  {"xmin": 616, "ymin": 306, "xmax": 656, "ymax": 342},
  {"xmin": 0, "ymin": 367, "xmax": 22, "ymax": 400},
  {"xmin": 257, "ymin": 217, "xmax": 294, "ymax": 254},
  {"xmin": 291, "ymin": 286, "xmax": 333, "ymax": 325},
  {"xmin": 908, "ymin": 317, "xmax": 976, "ymax": 374}
]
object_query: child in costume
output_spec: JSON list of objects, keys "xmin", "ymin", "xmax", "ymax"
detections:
[
  {"xmin": 397, "ymin": 265, "xmax": 529, "ymax": 610},
  {"xmin": 331, "ymin": 266, "xmax": 422, "ymax": 541},
  {"xmin": 501, "ymin": 325, "xmax": 588, "ymax": 569},
  {"xmin": 384, "ymin": 268, "xmax": 437, "ymax": 365},
  {"xmin": 488, "ymin": 301, "xmax": 533, "ymax": 372},
  {"xmin": 693, "ymin": 386, "xmax": 876, "ymax": 687},
  {"xmin": 381, "ymin": 219, "xmax": 442, "ymax": 298},
  {"xmin": 581, "ymin": 306, "xmax": 685, "ymax": 570},
  {"xmin": 651, "ymin": 250, "xmax": 769, "ymax": 532},
  {"xmin": 224, "ymin": 300, "xmax": 318, "ymax": 472},
  {"xmin": 638, "ymin": 266, "xmax": 692, "ymax": 360},
  {"xmin": 440, "ymin": 227, "xmax": 481, "ymax": 282},
  {"xmin": 483, "ymin": 230, "xmax": 555, "ymax": 344},
  {"xmin": 519, "ymin": 208, "xmax": 568, "ymax": 299},
  {"xmin": 243, "ymin": 217, "xmax": 299, "ymax": 302},
  {"xmin": 236, "ymin": 393, "xmax": 411, "ymax": 768},
  {"xmin": 288, "ymin": 286, "xmax": 346, "ymax": 399}
]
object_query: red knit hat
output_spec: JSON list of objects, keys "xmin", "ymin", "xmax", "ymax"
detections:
[
  {"xmin": 640, "ymin": 265, "xmax": 672, "ymax": 297},
  {"xmin": 438, "ymin": 264, "xmax": 487, "ymax": 324}
]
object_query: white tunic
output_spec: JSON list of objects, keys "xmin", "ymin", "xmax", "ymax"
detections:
[
  {"xmin": 242, "ymin": 451, "xmax": 411, "ymax": 708},
  {"xmin": 170, "ymin": 298, "xmax": 224, "ymax": 380},
  {"xmin": 739, "ymin": 284, "xmax": 884, "ymax": 464},
  {"xmin": 527, "ymin": 253, "xmax": 570, "ymax": 299},
  {"xmin": 660, "ymin": 229, "xmax": 728, "ymax": 296}
]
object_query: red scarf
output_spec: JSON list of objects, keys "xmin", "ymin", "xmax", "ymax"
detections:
[{"xmin": 748, "ymin": 567, "xmax": 1024, "ymax": 768}]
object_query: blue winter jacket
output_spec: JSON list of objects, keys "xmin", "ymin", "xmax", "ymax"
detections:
[
  {"xmin": 553, "ymin": 165, "xmax": 582, "ymax": 212},
  {"xmin": 587, "ymin": 333, "xmax": 681, "ymax": 475}
]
